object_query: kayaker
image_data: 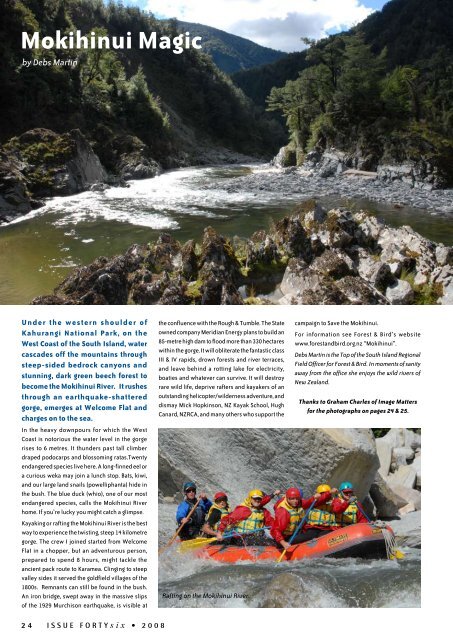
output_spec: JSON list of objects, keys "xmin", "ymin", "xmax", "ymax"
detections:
[
  {"xmin": 176, "ymin": 481, "xmax": 212, "ymax": 541},
  {"xmin": 216, "ymin": 489, "xmax": 274, "ymax": 544},
  {"xmin": 304, "ymin": 483, "xmax": 340, "ymax": 536},
  {"xmin": 332, "ymin": 481, "xmax": 369, "ymax": 525},
  {"xmin": 271, "ymin": 487, "xmax": 324, "ymax": 549},
  {"xmin": 202, "ymin": 491, "xmax": 231, "ymax": 537}
]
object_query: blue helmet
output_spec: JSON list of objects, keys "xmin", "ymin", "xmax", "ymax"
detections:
[
  {"xmin": 298, "ymin": 487, "xmax": 304, "ymax": 499},
  {"xmin": 183, "ymin": 481, "xmax": 196, "ymax": 493},
  {"xmin": 340, "ymin": 481, "xmax": 353, "ymax": 492}
]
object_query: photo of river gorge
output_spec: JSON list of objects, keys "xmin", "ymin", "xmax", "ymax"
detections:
[{"xmin": 1, "ymin": 164, "xmax": 452, "ymax": 305}]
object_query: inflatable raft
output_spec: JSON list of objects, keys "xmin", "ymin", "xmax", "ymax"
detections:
[{"xmin": 194, "ymin": 523, "xmax": 394, "ymax": 563}]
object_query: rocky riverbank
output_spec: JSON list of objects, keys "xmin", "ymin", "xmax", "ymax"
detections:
[
  {"xmin": 31, "ymin": 204, "xmax": 453, "ymax": 305},
  {"xmin": 214, "ymin": 163, "xmax": 453, "ymax": 216}
]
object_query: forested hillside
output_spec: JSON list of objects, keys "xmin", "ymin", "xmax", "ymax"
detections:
[
  {"xmin": 235, "ymin": 0, "xmax": 453, "ymax": 184},
  {"xmin": 0, "ymin": 0, "xmax": 283, "ymax": 173},
  {"xmin": 174, "ymin": 21, "xmax": 286, "ymax": 74}
]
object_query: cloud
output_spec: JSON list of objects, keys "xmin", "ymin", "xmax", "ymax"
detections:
[
  {"xmin": 230, "ymin": 13, "xmax": 331, "ymax": 52},
  {"xmin": 145, "ymin": 0, "xmax": 375, "ymax": 52}
]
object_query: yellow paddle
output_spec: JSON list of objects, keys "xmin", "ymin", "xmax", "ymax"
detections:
[
  {"xmin": 178, "ymin": 536, "xmax": 217, "ymax": 553},
  {"xmin": 177, "ymin": 527, "xmax": 273, "ymax": 553},
  {"xmin": 277, "ymin": 499, "xmax": 317, "ymax": 563}
]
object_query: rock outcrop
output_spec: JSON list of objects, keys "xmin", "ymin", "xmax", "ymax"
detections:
[
  {"xmin": 31, "ymin": 206, "xmax": 452, "ymax": 305},
  {"xmin": 0, "ymin": 128, "xmax": 107, "ymax": 222},
  {"xmin": 158, "ymin": 428, "xmax": 379, "ymax": 505},
  {"xmin": 289, "ymin": 146, "xmax": 447, "ymax": 189},
  {"xmin": 371, "ymin": 429, "xmax": 421, "ymax": 517}
]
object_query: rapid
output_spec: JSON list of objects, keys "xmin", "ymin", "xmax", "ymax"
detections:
[
  {"xmin": 0, "ymin": 164, "xmax": 452, "ymax": 303},
  {"xmin": 158, "ymin": 504, "xmax": 420, "ymax": 608}
]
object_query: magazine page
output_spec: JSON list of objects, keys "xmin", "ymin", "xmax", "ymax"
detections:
[{"xmin": 1, "ymin": 0, "xmax": 452, "ymax": 636}]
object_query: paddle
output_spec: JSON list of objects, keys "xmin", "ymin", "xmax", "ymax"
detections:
[
  {"xmin": 158, "ymin": 497, "xmax": 202, "ymax": 555},
  {"xmin": 351, "ymin": 497, "xmax": 405, "ymax": 560},
  {"xmin": 276, "ymin": 499, "xmax": 317, "ymax": 564},
  {"xmin": 178, "ymin": 527, "xmax": 272, "ymax": 553}
]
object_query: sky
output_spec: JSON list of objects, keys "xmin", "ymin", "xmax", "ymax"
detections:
[{"xmin": 122, "ymin": 1, "xmax": 389, "ymax": 52}]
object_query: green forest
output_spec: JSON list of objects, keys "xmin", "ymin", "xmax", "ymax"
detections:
[
  {"xmin": 1, "ymin": 0, "xmax": 452, "ymax": 183},
  {"xmin": 238, "ymin": 0, "xmax": 453, "ymax": 184},
  {"xmin": 0, "ymin": 0, "xmax": 283, "ymax": 174}
]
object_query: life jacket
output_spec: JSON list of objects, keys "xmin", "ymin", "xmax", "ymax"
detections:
[
  {"xmin": 235, "ymin": 508, "xmax": 265, "ymax": 533},
  {"xmin": 178, "ymin": 498, "xmax": 206, "ymax": 538},
  {"xmin": 335, "ymin": 501, "xmax": 359, "ymax": 526},
  {"xmin": 277, "ymin": 499, "xmax": 304, "ymax": 536},
  {"xmin": 207, "ymin": 504, "xmax": 230, "ymax": 531},
  {"xmin": 307, "ymin": 499, "xmax": 338, "ymax": 528}
]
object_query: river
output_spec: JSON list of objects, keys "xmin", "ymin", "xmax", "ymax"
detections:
[
  {"xmin": 158, "ymin": 504, "xmax": 420, "ymax": 608},
  {"xmin": 1, "ymin": 164, "xmax": 452, "ymax": 304}
]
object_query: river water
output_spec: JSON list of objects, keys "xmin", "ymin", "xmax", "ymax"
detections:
[
  {"xmin": 158, "ymin": 505, "xmax": 420, "ymax": 608},
  {"xmin": 1, "ymin": 164, "xmax": 452, "ymax": 304}
]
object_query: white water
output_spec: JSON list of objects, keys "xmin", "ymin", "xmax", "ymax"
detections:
[
  {"xmin": 158, "ymin": 504, "xmax": 421, "ymax": 608},
  {"xmin": 13, "ymin": 165, "xmax": 301, "ymax": 230}
]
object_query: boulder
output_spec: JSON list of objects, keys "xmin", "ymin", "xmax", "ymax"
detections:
[
  {"xmin": 385, "ymin": 279, "xmax": 415, "ymax": 304},
  {"xmin": 158, "ymin": 428, "xmax": 379, "ymax": 505},
  {"xmin": 387, "ymin": 465, "xmax": 417, "ymax": 490},
  {"xmin": 120, "ymin": 158, "xmax": 161, "ymax": 180},
  {"xmin": 148, "ymin": 234, "xmax": 181, "ymax": 273},
  {"xmin": 353, "ymin": 212, "xmax": 382, "ymax": 246},
  {"xmin": 398, "ymin": 503, "xmax": 415, "ymax": 515},
  {"xmin": 6, "ymin": 128, "xmax": 107, "ymax": 198},
  {"xmin": 259, "ymin": 573, "xmax": 346, "ymax": 608},
  {"xmin": 316, "ymin": 149, "xmax": 346, "ymax": 177},
  {"xmin": 356, "ymin": 254, "xmax": 393, "ymax": 292},
  {"xmin": 199, "ymin": 226, "xmax": 241, "ymax": 280},
  {"xmin": 271, "ymin": 145, "xmax": 297, "ymax": 168},
  {"xmin": 294, "ymin": 281, "xmax": 349, "ymax": 305},
  {"xmin": 380, "ymin": 428, "xmax": 421, "ymax": 450},
  {"xmin": 131, "ymin": 272, "xmax": 170, "ymax": 305},
  {"xmin": 391, "ymin": 485, "xmax": 421, "ymax": 510},
  {"xmin": 199, "ymin": 264, "xmax": 243, "ymax": 305},
  {"xmin": 438, "ymin": 281, "xmax": 453, "ymax": 304},
  {"xmin": 273, "ymin": 216, "xmax": 312, "ymax": 262},
  {"xmin": 178, "ymin": 239, "xmax": 198, "ymax": 280},
  {"xmin": 335, "ymin": 276, "xmax": 386, "ymax": 304},
  {"xmin": 375, "ymin": 438, "xmax": 392, "ymax": 476},
  {"xmin": 280, "ymin": 259, "xmax": 321, "ymax": 297},
  {"xmin": 158, "ymin": 278, "xmax": 191, "ymax": 305},
  {"xmin": 377, "ymin": 159, "xmax": 444, "ymax": 189},
  {"xmin": 436, "ymin": 245, "xmax": 453, "ymax": 267},
  {"xmin": 304, "ymin": 203, "xmax": 327, "ymax": 225},
  {"xmin": 246, "ymin": 234, "xmax": 280, "ymax": 270},
  {"xmin": 431, "ymin": 264, "xmax": 453, "ymax": 288},
  {"xmin": 369, "ymin": 472, "xmax": 407, "ymax": 518},
  {"xmin": 311, "ymin": 250, "xmax": 352, "ymax": 280},
  {"xmin": 392, "ymin": 447, "xmax": 415, "ymax": 465},
  {"xmin": 0, "ymin": 151, "xmax": 33, "ymax": 221},
  {"xmin": 279, "ymin": 259, "xmax": 350, "ymax": 304},
  {"xmin": 412, "ymin": 456, "xmax": 421, "ymax": 488},
  {"xmin": 388, "ymin": 511, "xmax": 421, "ymax": 548}
]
